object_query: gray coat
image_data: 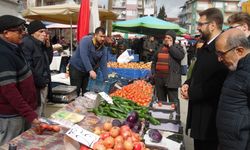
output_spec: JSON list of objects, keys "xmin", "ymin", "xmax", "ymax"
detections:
[{"xmin": 151, "ymin": 44, "xmax": 185, "ymax": 88}]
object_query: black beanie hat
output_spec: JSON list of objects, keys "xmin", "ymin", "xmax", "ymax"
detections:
[
  {"xmin": 0, "ymin": 15, "xmax": 25, "ymax": 33},
  {"xmin": 165, "ymin": 30, "xmax": 176, "ymax": 42},
  {"xmin": 27, "ymin": 20, "xmax": 46, "ymax": 34}
]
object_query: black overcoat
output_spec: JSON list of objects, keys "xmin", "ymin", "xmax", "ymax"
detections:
[{"xmin": 185, "ymin": 39, "xmax": 228, "ymax": 140}]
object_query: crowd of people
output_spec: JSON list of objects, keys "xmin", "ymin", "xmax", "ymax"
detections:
[{"xmin": 0, "ymin": 7, "xmax": 250, "ymax": 150}]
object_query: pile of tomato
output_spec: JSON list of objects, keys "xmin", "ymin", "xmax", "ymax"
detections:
[
  {"xmin": 110, "ymin": 80, "xmax": 153, "ymax": 106},
  {"xmin": 80, "ymin": 122, "xmax": 149, "ymax": 150}
]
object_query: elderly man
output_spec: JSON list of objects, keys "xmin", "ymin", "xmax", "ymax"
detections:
[
  {"xmin": 215, "ymin": 28, "xmax": 250, "ymax": 150},
  {"xmin": 22, "ymin": 20, "xmax": 53, "ymax": 117},
  {"xmin": 227, "ymin": 12, "xmax": 250, "ymax": 40},
  {"xmin": 0, "ymin": 15, "xmax": 39, "ymax": 145},
  {"xmin": 180, "ymin": 8, "xmax": 228, "ymax": 150}
]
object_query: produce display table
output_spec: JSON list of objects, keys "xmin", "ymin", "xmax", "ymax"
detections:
[{"xmin": 0, "ymin": 80, "xmax": 185, "ymax": 150}]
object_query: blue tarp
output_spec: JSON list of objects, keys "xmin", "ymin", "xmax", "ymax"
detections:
[{"xmin": 108, "ymin": 68, "xmax": 151, "ymax": 79}]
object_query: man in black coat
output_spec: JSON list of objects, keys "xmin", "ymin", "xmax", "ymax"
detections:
[
  {"xmin": 180, "ymin": 8, "xmax": 228, "ymax": 150},
  {"xmin": 215, "ymin": 28, "xmax": 250, "ymax": 150},
  {"xmin": 21, "ymin": 21, "xmax": 53, "ymax": 117}
]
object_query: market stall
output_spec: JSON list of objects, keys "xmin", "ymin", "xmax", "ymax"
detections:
[{"xmin": 0, "ymin": 78, "xmax": 184, "ymax": 150}]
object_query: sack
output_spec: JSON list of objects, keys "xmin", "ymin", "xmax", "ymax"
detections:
[{"xmin": 117, "ymin": 49, "xmax": 134, "ymax": 63}]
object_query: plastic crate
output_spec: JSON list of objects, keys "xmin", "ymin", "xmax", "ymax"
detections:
[{"xmin": 86, "ymin": 79, "xmax": 117, "ymax": 94}]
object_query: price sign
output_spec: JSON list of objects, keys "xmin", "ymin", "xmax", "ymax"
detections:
[
  {"xmin": 98, "ymin": 92, "xmax": 113, "ymax": 104},
  {"xmin": 66, "ymin": 124, "xmax": 100, "ymax": 148}
]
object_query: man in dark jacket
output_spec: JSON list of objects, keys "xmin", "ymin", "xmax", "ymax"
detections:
[
  {"xmin": 215, "ymin": 28, "xmax": 250, "ymax": 150},
  {"xmin": 180, "ymin": 8, "xmax": 228, "ymax": 150},
  {"xmin": 69, "ymin": 27, "xmax": 107, "ymax": 96},
  {"xmin": 21, "ymin": 21, "xmax": 53, "ymax": 117},
  {"xmin": 151, "ymin": 30, "xmax": 185, "ymax": 104},
  {"xmin": 0, "ymin": 15, "xmax": 40, "ymax": 145},
  {"xmin": 143, "ymin": 36, "xmax": 158, "ymax": 62}
]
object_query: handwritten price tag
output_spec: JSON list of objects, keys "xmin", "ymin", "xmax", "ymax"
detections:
[{"xmin": 66, "ymin": 124, "xmax": 100, "ymax": 148}]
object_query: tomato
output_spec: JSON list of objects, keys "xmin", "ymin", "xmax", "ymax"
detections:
[
  {"xmin": 133, "ymin": 142, "xmax": 142, "ymax": 150},
  {"xmin": 103, "ymin": 122, "xmax": 112, "ymax": 131},
  {"xmin": 123, "ymin": 140, "xmax": 134, "ymax": 150},
  {"xmin": 121, "ymin": 130, "xmax": 131, "ymax": 140},
  {"xmin": 114, "ymin": 142, "xmax": 125, "ymax": 150},
  {"xmin": 52, "ymin": 125, "xmax": 60, "ymax": 132},
  {"xmin": 103, "ymin": 136, "xmax": 115, "ymax": 148},
  {"xmin": 110, "ymin": 126, "xmax": 120, "ymax": 138},
  {"xmin": 80, "ymin": 145, "xmax": 90, "ymax": 150},
  {"xmin": 40, "ymin": 123, "xmax": 49, "ymax": 130},
  {"xmin": 100, "ymin": 132, "xmax": 111, "ymax": 140},
  {"xmin": 120, "ymin": 125, "xmax": 131, "ymax": 134},
  {"xmin": 114, "ymin": 135, "xmax": 124, "ymax": 144}
]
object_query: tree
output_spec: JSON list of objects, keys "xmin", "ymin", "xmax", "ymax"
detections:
[{"xmin": 157, "ymin": 6, "xmax": 167, "ymax": 20}]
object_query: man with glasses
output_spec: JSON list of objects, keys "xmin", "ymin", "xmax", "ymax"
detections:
[
  {"xmin": 0, "ymin": 15, "xmax": 40, "ymax": 145},
  {"xmin": 227, "ymin": 12, "xmax": 250, "ymax": 41},
  {"xmin": 21, "ymin": 20, "xmax": 53, "ymax": 117},
  {"xmin": 180, "ymin": 8, "xmax": 228, "ymax": 150},
  {"xmin": 215, "ymin": 28, "xmax": 250, "ymax": 150}
]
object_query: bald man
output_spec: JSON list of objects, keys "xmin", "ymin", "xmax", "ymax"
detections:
[{"xmin": 215, "ymin": 28, "xmax": 250, "ymax": 150}]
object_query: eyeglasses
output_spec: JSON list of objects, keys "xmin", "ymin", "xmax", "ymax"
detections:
[
  {"xmin": 229, "ymin": 24, "xmax": 242, "ymax": 29},
  {"xmin": 216, "ymin": 46, "xmax": 237, "ymax": 57},
  {"xmin": 197, "ymin": 21, "xmax": 210, "ymax": 26}
]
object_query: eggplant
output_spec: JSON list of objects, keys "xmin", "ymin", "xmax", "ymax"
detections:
[
  {"xmin": 112, "ymin": 119, "xmax": 122, "ymax": 127},
  {"xmin": 132, "ymin": 121, "xmax": 142, "ymax": 133},
  {"xmin": 148, "ymin": 129, "xmax": 162, "ymax": 143},
  {"xmin": 123, "ymin": 120, "xmax": 135, "ymax": 128},
  {"xmin": 126, "ymin": 111, "xmax": 139, "ymax": 124}
]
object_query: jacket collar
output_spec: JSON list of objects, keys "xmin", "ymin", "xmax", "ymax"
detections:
[
  {"xmin": 0, "ymin": 37, "xmax": 20, "ymax": 53},
  {"xmin": 237, "ymin": 53, "xmax": 250, "ymax": 70}
]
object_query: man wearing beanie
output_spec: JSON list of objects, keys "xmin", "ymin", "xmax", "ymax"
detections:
[
  {"xmin": 0, "ymin": 15, "xmax": 40, "ymax": 145},
  {"xmin": 151, "ymin": 30, "xmax": 185, "ymax": 109},
  {"xmin": 21, "ymin": 20, "xmax": 53, "ymax": 117}
]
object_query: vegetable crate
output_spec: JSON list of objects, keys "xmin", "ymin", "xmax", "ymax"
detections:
[{"xmin": 87, "ymin": 79, "xmax": 117, "ymax": 94}]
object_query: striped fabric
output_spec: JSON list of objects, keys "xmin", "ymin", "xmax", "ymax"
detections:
[{"xmin": 155, "ymin": 46, "xmax": 169, "ymax": 77}]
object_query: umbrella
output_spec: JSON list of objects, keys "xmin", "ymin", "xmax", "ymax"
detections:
[
  {"xmin": 46, "ymin": 23, "xmax": 77, "ymax": 29},
  {"xmin": 112, "ymin": 16, "xmax": 187, "ymax": 35},
  {"xmin": 77, "ymin": 0, "xmax": 90, "ymax": 41},
  {"xmin": 22, "ymin": 3, "xmax": 117, "ymax": 54},
  {"xmin": 22, "ymin": 4, "xmax": 117, "ymax": 24}
]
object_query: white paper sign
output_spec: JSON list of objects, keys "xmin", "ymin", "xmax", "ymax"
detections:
[
  {"xmin": 66, "ymin": 124, "xmax": 100, "ymax": 148},
  {"xmin": 98, "ymin": 92, "xmax": 113, "ymax": 104}
]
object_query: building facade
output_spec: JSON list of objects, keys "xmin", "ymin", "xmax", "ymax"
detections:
[
  {"xmin": 112, "ymin": 0, "xmax": 157, "ymax": 20},
  {"xmin": 179, "ymin": 0, "xmax": 240, "ymax": 34}
]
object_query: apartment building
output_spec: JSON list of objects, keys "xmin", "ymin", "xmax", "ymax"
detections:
[
  {"xmin": 112, "ymin": 0, "xmax": 157, "ymax": 20},
  {"xmin": 179, "ymin": 0, "xmax": 240, "ymax": 34}
]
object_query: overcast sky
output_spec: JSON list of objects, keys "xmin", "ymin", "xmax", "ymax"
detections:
[
  {"xmin": 99, "ymin": 0, "xmax": 186, "ymax": 18},
  {"xmin": 156, "ymin": 0, "xmax": 186, "ymax": 18}
]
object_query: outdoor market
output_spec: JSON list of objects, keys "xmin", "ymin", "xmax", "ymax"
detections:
[{"xmin": 1, "ymin": 0, "xmax": 250, "ymax": 150}]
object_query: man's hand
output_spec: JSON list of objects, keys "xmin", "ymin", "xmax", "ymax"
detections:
[
  {"xmin": 181, "ymin": 84, "xmax": 189, "ymax": 100},
  {"xmin": 89, "ymin": 70, "xmax": 97, "ymax": 79},
  {"xmin": 165, "ymin": 39, "xmax": 173, "ymax": 47},
  {"xmin": 32, "ymin": 118, "xmax": 41, "ymax": 127}
]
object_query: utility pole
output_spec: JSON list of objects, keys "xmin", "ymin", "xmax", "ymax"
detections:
[{"xmin": 107, "ymin": 0, "xmax": 112, "ymax": 36}]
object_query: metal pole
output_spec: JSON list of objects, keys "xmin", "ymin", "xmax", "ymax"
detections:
[
  {"xmin": 70, "ymin": 15, "xmax": 73, "ymax": 56},
  {"xmin": 41, "ymin": 0, "xmax": 44, "ymax": 6}
]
